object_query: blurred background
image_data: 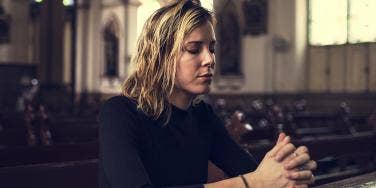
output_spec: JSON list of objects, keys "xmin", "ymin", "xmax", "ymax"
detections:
[{"xmin": 0, "ymin": 0, "xmax": 375, "ymax": 187}]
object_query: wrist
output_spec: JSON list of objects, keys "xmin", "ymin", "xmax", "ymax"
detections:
[
  {"xmin": 239, "ymin": 174, "xmax": 250, "ymax": 188},
  {"xmin": 243, "ymin": 172, "xmax": 262, "ymax": 188}
]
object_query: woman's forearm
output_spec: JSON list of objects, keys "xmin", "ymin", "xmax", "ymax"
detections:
[{"xmin": 204, "ymin": 173, "xmax": 260, "ymax": 188}]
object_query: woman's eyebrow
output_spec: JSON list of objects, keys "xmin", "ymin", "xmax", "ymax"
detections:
[
  {"xmin": 185, "ymin": 41, "xmax": 203, "ymax": 45},
  {"xmin": 185, "ymin": 40, "xmax": 216, "ymax": 45}
]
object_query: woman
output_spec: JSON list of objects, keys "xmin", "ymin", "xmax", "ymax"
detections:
[{"xmin": 99, "ymin": 1, "xmax": 316, "ymax": 187}]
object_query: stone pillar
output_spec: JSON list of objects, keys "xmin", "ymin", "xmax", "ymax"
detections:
[
  {"xmin": 38, "ymin": 0, "xmax": 64, "ymax": 85},
  {"xmin": 125, "ymin": 0, "xmax": 141, "ymax": 57},
  {"xmin": 75, "ymin": 0, "xmax": 90, "ymax": 94}
]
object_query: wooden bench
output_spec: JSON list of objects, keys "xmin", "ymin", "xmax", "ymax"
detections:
[
  {"xmin": 0, "ymin": 159, "xmax": 98, "ymax": 188},
  {"xmin": 0, "ymin": 141, "xmax": 98, "ymax": 167}
]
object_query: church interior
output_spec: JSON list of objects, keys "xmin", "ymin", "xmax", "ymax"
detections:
[{"xmin": 0, "ymin": 0, "xmax": 375, "ymax": 187}]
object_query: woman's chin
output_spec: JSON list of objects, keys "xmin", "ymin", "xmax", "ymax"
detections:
[{"xmin": 194, "ymin": 86, "xmax": 211, "ymax": 95}]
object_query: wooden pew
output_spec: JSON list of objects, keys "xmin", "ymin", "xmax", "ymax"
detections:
[
  {"xmin": 0, "ymin": 159, "xmax": 98, "ymax": 188},
  {"xmin": 313, "ymin": 171, "xmax": 376, "ymax": 188},
  {"xmin": 0, "ymin": 141, "xmax": 98, "ymax": 167},
  {"xmin": 242, "ymin": 132, "xmax": 376, "ymax": 186},
  {"xmin": 49, "ymin": 117, "xmax": 98, "ymax": 143}
]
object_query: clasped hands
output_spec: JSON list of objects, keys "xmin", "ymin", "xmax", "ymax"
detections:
[{"xmin": 243, "ymin": 133, "xmax": 317, "ymax": 188}]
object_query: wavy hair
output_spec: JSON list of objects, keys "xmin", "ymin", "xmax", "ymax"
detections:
[{"xmin": 122, "ymin": 0, "xmax": 214, "ymax": 123}]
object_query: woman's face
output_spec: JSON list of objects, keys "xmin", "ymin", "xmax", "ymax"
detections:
[{"xmin": 174, "ymin": 21, "xmax": 216, "ymax": 97}]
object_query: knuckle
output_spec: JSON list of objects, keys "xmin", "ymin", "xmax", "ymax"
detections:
[
  {"xmin": 287, "ymin": 143, "xmax": 296, "ymax": 150},
  {"xmin": 296, "ymin": 158, "xmax": 306, "ymax": 166},
  {"xmin": 289, "ymin": 160, "xmax": 297, "ymax": 167},
  {"xmin": 300, "ymin": 146, "xmax": 309, "ymax": 153},
  {"xmin": 306, "ymin": 171, "xmax": 313, "ymax": 177},
  {"xmin": 289, "ymin": 143, "xmax": 295, "ymax": 148},
  {"xmin": 303, "ymin": 153, "xmax": 310, "ymax": 160},
  {"xmin": 311, "ymin": 161, "xmax": 318, "ymax": 169},
  {"xmin": 291, "ymin": 171, "xmax": 297, "ymax": 177},
  {"xmin": 294, "ymin": 172, "xmax": 301, "ymax": 178},
  {"xmin": 302, "ymin": 171, "xmax": 312, "ymax": 180},
  {"xmin": 265, "ymin": 151, "xmax": 273, "ymax": 158}
]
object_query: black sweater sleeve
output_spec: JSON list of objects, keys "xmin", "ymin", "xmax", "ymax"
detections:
[
  {"xmin": 205, "ymin": 104, "xmax": 258, "ymax": 177},
  {"xmin": 99, "ymin": 97, "xmax": 204, "ymax": 188}
]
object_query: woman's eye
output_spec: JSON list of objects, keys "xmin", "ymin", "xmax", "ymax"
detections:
[
  {"xmin": 209, "ymin": 47, "xmax": 215, "ymax": 54},
  {"xmin": 209, "ymin": 43, "xmax": 216, "ymax": 53},
  {"xmin": 186, "ymin": 48, "xmax": 200, "ymax": 54}
]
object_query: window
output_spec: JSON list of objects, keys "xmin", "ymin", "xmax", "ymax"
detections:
[
  {"xmin": 62, "ymin": 0, "xmax": 74, "ymax": 6},
  {"xmin": 309, "ymin": 0, "xmax": 376, "ymax": 45},
  {"xmin": 348, "ymin": 0, "xmax": 376, "ymax": 43},
  {"xmin": 201, "ymin": 0, "xmax": 214, "ymax": 12},
  {"xmin": 137, "ymin": 0, "xmax": 160, "ymax": 38},
  {"xmin": 33, "ymin": 0, "xmax": 74, "ymax": 6}
]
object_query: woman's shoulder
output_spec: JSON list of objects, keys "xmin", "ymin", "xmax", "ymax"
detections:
[
  {"xmin": 100, "ymin": 95, "xmax": 139, "ymax": 118},
  {"xmin": 99, "ymin": 96, "xmax": 148, "ymax": 145},
  {"xmin": 102, "ymin": 95, "xmax": 137, "ymax": 110}
]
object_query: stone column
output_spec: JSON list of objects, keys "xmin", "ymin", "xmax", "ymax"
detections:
[
  {"xmin": 38, "ymin": 0, "xmax": 64, "ymax": 85},
  {"xmin": 75, "ymin": 0, "xmax": 90, "ymax": 94}
]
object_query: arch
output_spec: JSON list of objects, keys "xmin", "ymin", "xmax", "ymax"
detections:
[
  {"xmin": 217, "ymin": 0, "xmax": 242, "ymax": 76},
  {"xmin": 102, "ymin": 14, "xmax": 121, "ymax": 77}
]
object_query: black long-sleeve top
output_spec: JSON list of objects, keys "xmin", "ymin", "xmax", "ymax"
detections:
[{"xmin": 99, "ymin": 96, "xmax": 258, "ymax": 188}]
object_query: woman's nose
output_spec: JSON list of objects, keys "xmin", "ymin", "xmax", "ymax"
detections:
[{"xmin": 202, "ymin": 49, "xmax": 215, "ymax": 68}]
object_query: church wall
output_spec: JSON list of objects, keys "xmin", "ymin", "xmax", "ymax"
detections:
[
  {"xmin": 308, "ymin": 43, "xmax": 375, "ymax": 93},
  {"xmin": 77, "ymin": 0, "xmax": 376, "ymax": 95},
  {"xmin": 328, "ymin": 46, "xmax": 346, "ymax": 92},
  {"xmin": 211, "ymin": 0, "xmax": 307, "ymax": 94},
  {"xmin": 75, "ymin": 0, "xmax": 140, "ymax": 94},
  {"xmin": 209, "ymin": 0, "xmax": 374, "ymax": 94},
  {"xmin": 0, "ymin": 0, "xmax": 30, "ymax": 63},
  {"xmin": 308, "ymin": 47, "xmax": 327, "ymax": 92},
  {"xmin": 370, "ymin": 44, "xmax": 376, "ymax": 91}
]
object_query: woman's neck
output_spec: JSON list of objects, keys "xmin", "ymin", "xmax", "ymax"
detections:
[{"xmin": 169, "ymin": 89, "xmax": 195, "ymax": 110}]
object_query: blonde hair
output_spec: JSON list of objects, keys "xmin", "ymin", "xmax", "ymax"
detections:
[{"xmin": 122, "ymin": 0, "xmax": 214, "ymax": 123}]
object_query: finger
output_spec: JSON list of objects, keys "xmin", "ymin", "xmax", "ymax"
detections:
[
  {"xmin": 286, "ymin": 170, "xmax": 313, "ymax": 181},
  {"xmin": 283, "ymin": 146, "xmax": 310, "ymax": 163},
  {"xmin": 267, "ymin": 136, "xmax": 290, "ymax": 157},
  {"xmin": 294, "ymin": 174, "xmax": 315, "ymax": 185},
  {"xmin": 284, "ymin": 153, "xmax": 310, "ymax": 170},
  {"xmin": 297, "ymin": 160, "xmax": 317, "ymax": 171},
  {"xmin": 307, "ymin": 160, "xmax": 317, "ymax": 171},
  {"xmin": 295, "ymin": 146, "xmax": 309, "ymax": 155},
  {"xmin": 275, "ymin": 143, "xmax": 296, "ymax": 162},
  {"xmin": 277, "ymin": 132, "xmax": 286, "ymax": 144}
]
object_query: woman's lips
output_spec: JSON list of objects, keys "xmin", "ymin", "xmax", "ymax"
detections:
[
  {"xmin": 198, "ymin": 73, "xmax": 213, "ymax": 77},
  {"xmin": 198, "ymin": 74, "xmax": 213, "ymax": 81}
]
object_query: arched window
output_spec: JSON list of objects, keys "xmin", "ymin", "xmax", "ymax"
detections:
[
  {"xmin": 217, "ymin": 0, "xmax": 242, "ymax": 76},
  {"xmin": 103, "ymin": 19, "xmax": 120, "ymax": 77}
]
